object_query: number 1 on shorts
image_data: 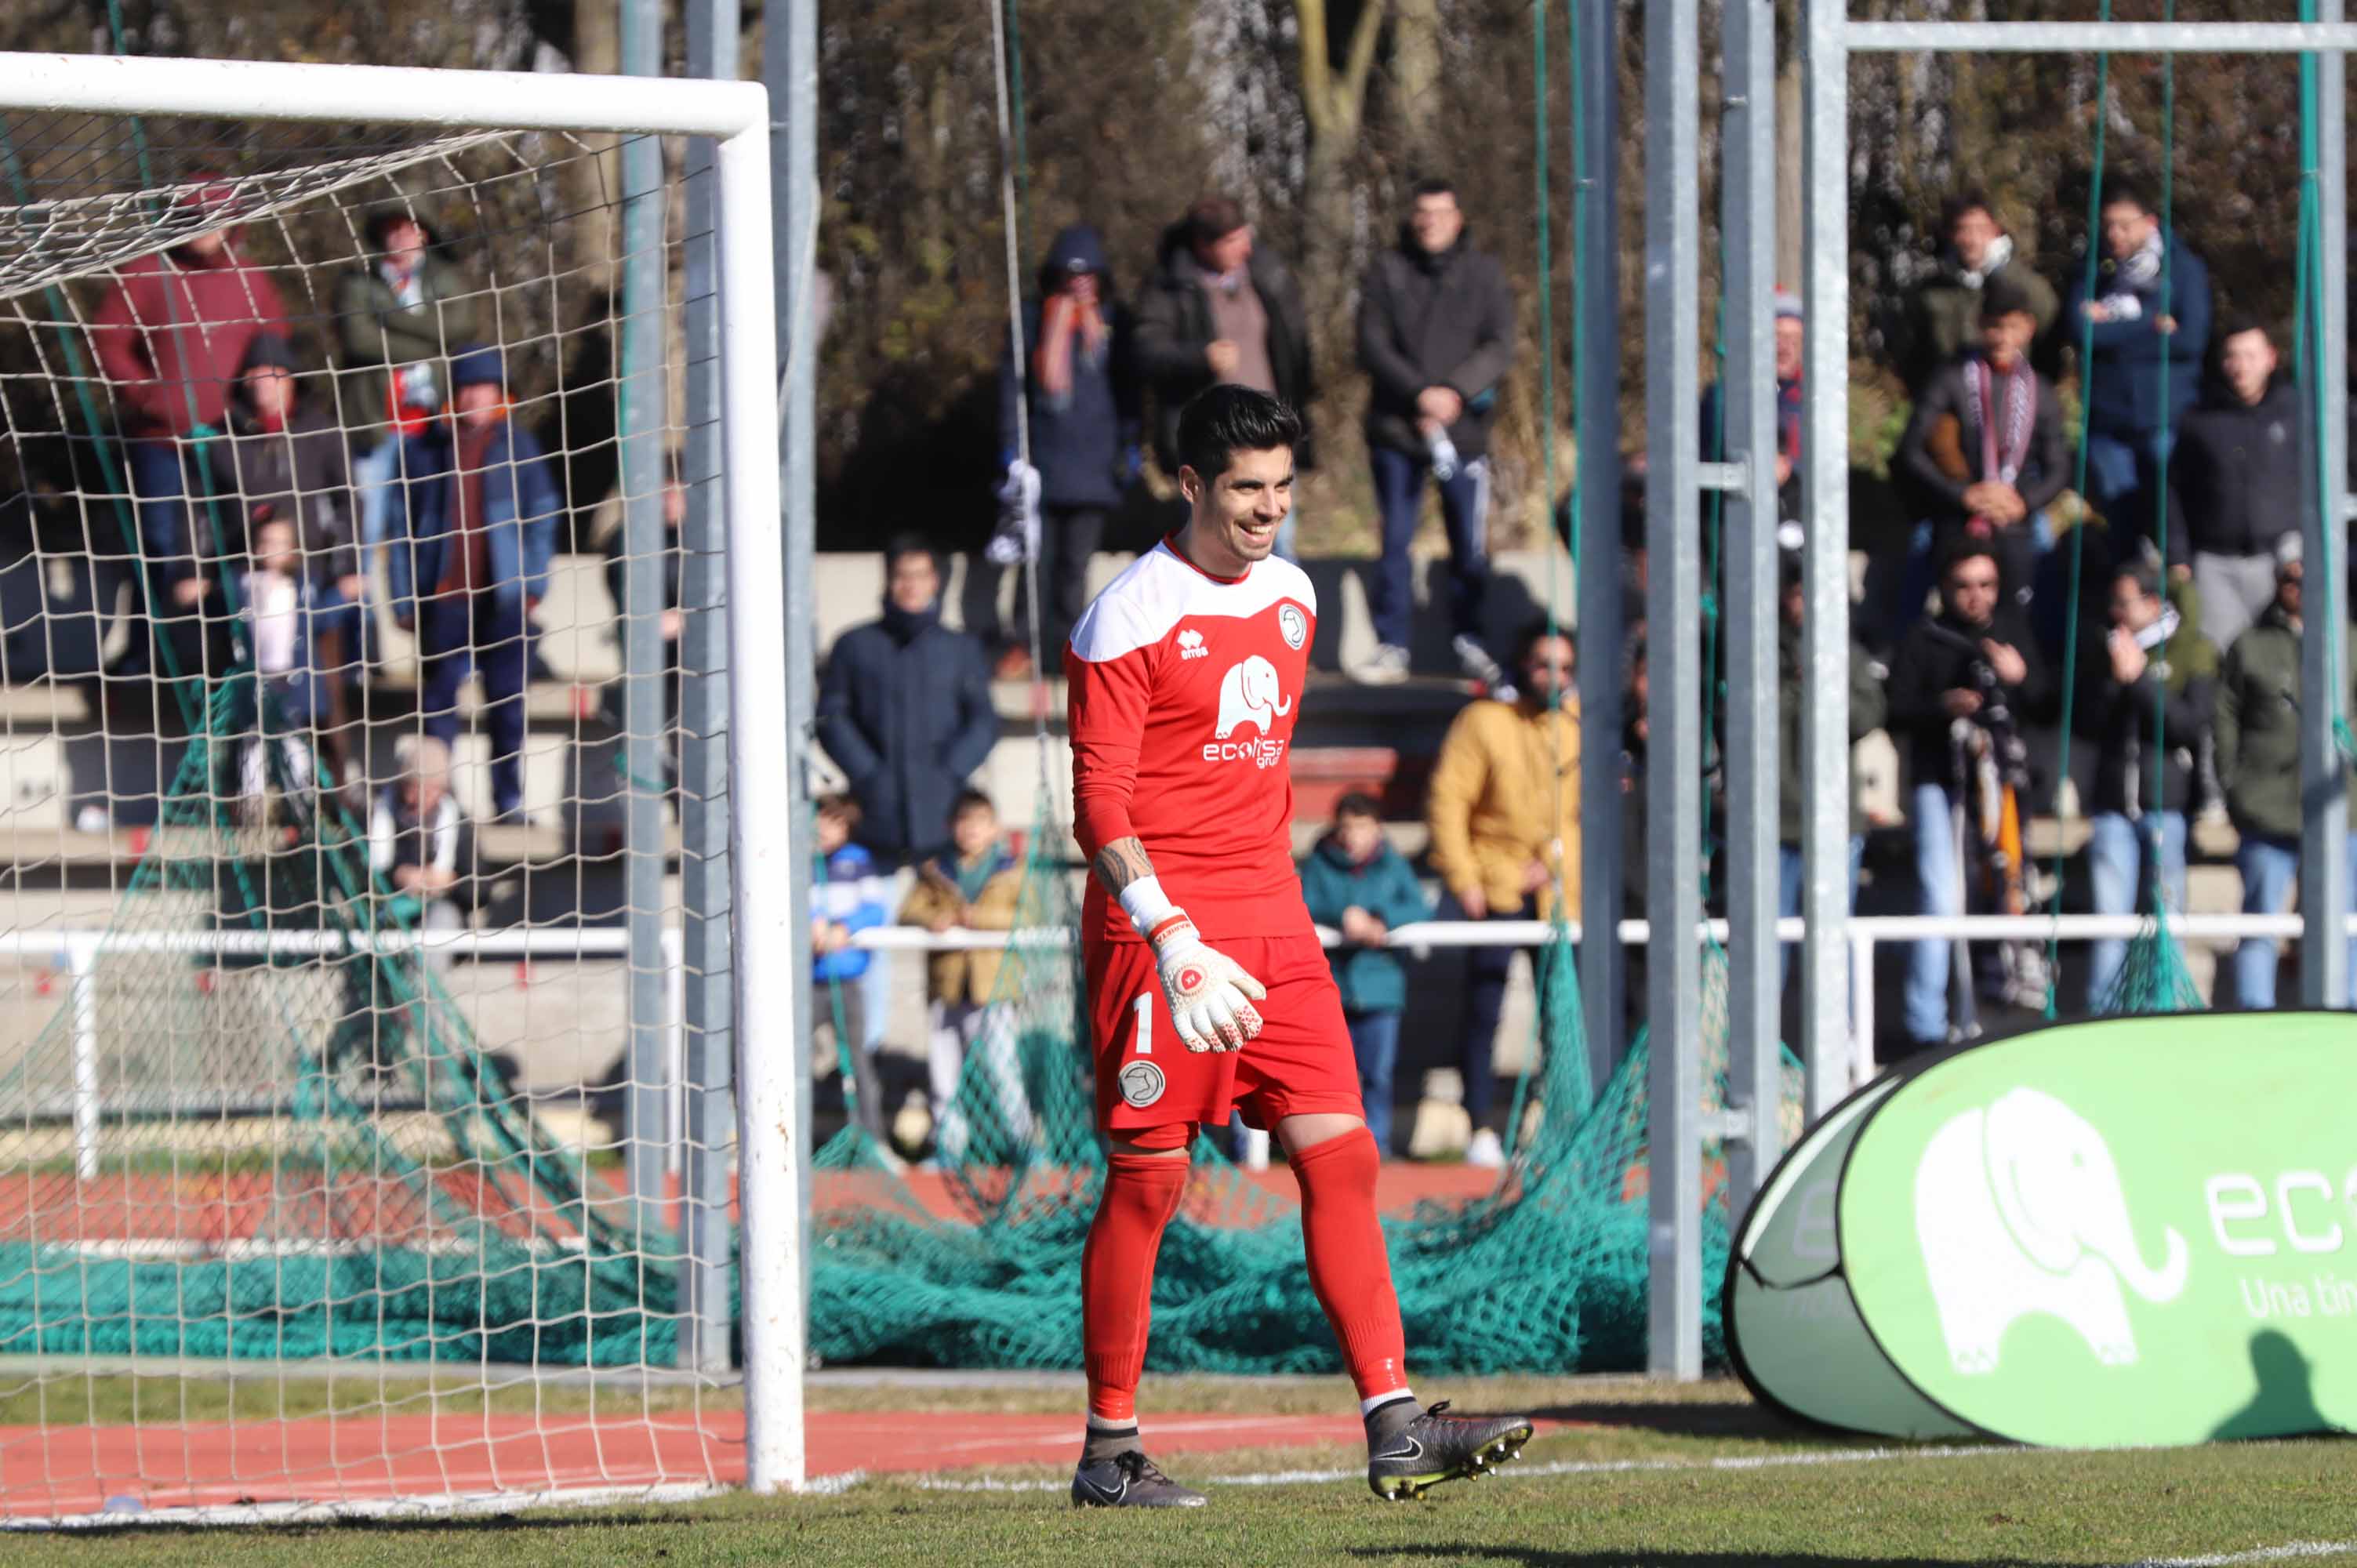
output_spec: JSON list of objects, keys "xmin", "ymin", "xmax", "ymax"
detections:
[{"xmin": 1132, "ymin": 991, "xmax": 1153, "ymax": 1055}]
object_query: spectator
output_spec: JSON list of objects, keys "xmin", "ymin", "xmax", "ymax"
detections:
[
  {"xmin": 1775, "ymin": 553, "xmax": 1887, "ymax": 985},
  {"xmin": 2167, "ymin": 320, "xmax": 2308, "ymax": 656},
  {"xmin": 215, "ymin": 335, "xmax": 364, "ymax": 785},
  {"xmin": 2216, "ymin": 538, "xmax": 2357, "ymax": 1007},
  {"xmin": 2073, "ymin": 554, "xmax": 2215, "ymax": 1009},
  {"xmin": 1901, "ymin": 190, "xmax": 2060, "ymax": 396},
  {"xmin": 1298, "ymin": 792, "xmax": 1431, "ymax": 1156},
  {"xmin": 1893, "ymin": 279, "xmax": 2069, "ymax": 645},
  {"xmin": 815, "ymin": 535, "xmax": 997, "ymax": 864},
  {"xmin": 369, "ymin": 734, "xmax": 467, "ymax": 927},
  {"xmin": 88, "ymin": 179, "xmax": 289, "ymax": 673},
  {"xmin": 896, "ymin": 787, "xmax": 1026, "ymax": 1163},
  {"xmin": 388, "ymin": 345, "xmax": 561, "ymax": 826},
  {"xmin": 234, "ymin": 517, "xmax": 325, "ymax": 817},
  {"xmin": 812, "ymin": 793, "xmax": 889, "ymax": 1147},
  {"xmin": 2065, "ymin": 179, "xmax": 2211, "ymax": 546},
  {"xmin": 1425, "ymin": 620, "xmax": 1580, "ymax": 1167},
  {"xmin": 991, "ymin": 225, "xmax": 1140, "ymax": 680},
  {"xmin": 1353, "ymin": 177, "xmax": 1517, "ymax": 689},
  {"xmin": 1887, "ymin": 539, "xmax": 2049, "ymax": 1045},
  {"xmin": 334, "ymin": 205, "xmax": 480, "ymax": 589},
  {"xmin": 1701, "ymin": 290, "xmax": 1806, "ymax": 528},
  {"xmin": 1134, "ymin": 195, "xmax": 1317, "ymax": 559}
]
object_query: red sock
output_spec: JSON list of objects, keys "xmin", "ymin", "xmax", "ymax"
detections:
[
  {"xmin": 1292, "ymin": 1127, "xmax": 1410, "ymax": 1399},
  {"xmin": 1081, "ymin": 1149, "xmax": 1189, "ymax": 1424}
]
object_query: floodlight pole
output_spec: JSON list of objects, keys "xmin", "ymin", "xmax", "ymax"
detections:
[{"xmin": 2302, "ymin": 0, "xmax": 2352, "ymax": 1008}]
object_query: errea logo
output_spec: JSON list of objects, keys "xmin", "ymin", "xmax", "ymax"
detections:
[{"xmin": 1177, "ymin": 629, "xmax": 1209, "ymax": 661}]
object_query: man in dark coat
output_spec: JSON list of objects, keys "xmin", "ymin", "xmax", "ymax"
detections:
[
  {"xmin": 1133, "ymin": 194, "xmax": 1316, "ymax": 530},
  {"xmin": 816, "ymin": 536, "xmax": 999, "ymax": 864},
  {"xmin": 2064, "ymin": 179, "xmax": 2212, "ymax": 545},
  {"xmin": 2072, "ymin": 554, "xmax": 2215, "ymax": 1009},
  {"xmin": 1899, "ymin": 189, "xmax": 2061, "ymax": 396},
  {"xmin": 1353, "ymin": 178, "xmax": 1517, "ymax": 689},
  {"xmin": 992, "ymin": 224, "xmax": 1141, "ymax": 679},
  {"xmin": 1887, "ymin": 539, "xmax": 2050, "ymax": 1044},
  {"xmin": 2166, "ymin": 319, "xmax": 2311, "ymax": 655}
]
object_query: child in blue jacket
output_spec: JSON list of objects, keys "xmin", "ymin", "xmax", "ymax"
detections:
[
  {"xmin": 812, "ymin": 793, "xmax": 888, "ymax": 1144},
  {"xmin": 1298, "ymin": 793, "xmax": 1432, "ymax": 1155}
]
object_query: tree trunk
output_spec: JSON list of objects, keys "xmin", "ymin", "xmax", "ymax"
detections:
[
  {"xmin": 1777, "ymin": 57, "xmax": 1803, "ymax": 291},
  {"xmin": 1393, "ymin": 0, "xmax": 1442, "ymax": 168}
]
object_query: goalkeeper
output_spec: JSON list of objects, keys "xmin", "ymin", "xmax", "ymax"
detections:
[{"xmin": 1062, "ymin": 385, "xmax": 1532, "ymax": 1508}]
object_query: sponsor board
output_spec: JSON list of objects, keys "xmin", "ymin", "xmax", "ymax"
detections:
[{"xmin": 1728, "ymin": 1011, "xmax": 2357, "ymax": 1446}]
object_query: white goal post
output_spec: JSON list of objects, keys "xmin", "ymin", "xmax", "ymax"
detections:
[{"xmin": 0, "ymin": 50, "xmax": 804, "ymax": 1500}]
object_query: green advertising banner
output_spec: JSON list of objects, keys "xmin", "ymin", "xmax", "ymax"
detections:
[
  {"xmin": 1838, "ymin": 1012, "xmax": 2357, "ymax": 1446},
  {"xmin": 1726, "ymin": 1080, "xmax": 1972, "ymax": 1438}
]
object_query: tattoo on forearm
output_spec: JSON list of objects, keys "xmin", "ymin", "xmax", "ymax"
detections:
[{"xmin": 1092, "ymin": 837, "xmax": 1156, "ymax": 898}]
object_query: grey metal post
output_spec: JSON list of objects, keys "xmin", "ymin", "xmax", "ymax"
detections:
[
  {"xmin": 1577, "ymin": 0, "xmax": 1625, "ymax": 1097},
  {"xmin": 679, "ymin": 0, "xmax": 739, "ymax": 1372},
  {"xmin": 1643, "ymin": 0, "xmax": 1704, "ymax": 1381},
  {"xmin": 618, "ymin": 0, "xmax": 670, "ymax": 1232},
  {"xmin": 2303, "ymin": 0, "xmax": 2352, "ymax": 1007},
  {"xmin": 1720, "ymin": 0, "xmax": 1782, "ymax": 1210},
  {"xmin": 764, "ymin": 0, "xmax": 820, "ymax": 1302},
  {"xmin": 1799, "ymin": 0, "xmax": 1851, "ymax": 1120}
]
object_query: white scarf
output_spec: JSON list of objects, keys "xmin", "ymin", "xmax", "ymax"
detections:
[
  {"xmin": 1956, "ymin": 234, "xmax": 2013, "ymax": 289},
  {"xmin": 2100, "ymin": 231, "xmax": 2165, "ymax": 319}
]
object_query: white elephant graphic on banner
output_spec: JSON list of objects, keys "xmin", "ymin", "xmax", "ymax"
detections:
[
  {"xmin": 1913, "ymin": 1087, "xmax": 2189, "ymax": 1374},
  {"xmin": 1215, "ymin": 655, "xmax": 1292, "ymax": 739}
]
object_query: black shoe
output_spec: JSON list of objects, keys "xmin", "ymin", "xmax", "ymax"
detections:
[
  {"xmin": 1070, "ymin": 1450, "xmax": 1207, "ymax": 1508},
  {"xmin": 1367, "ymin": 1400, "xmax": 1535, "ymax": 1502}
]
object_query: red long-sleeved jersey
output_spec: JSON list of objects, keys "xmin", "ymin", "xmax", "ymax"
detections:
[{"xmin": 1066, "ymin": 539, "xmax": 1317, "ymax": 946}]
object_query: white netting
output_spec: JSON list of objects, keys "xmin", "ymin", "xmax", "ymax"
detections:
[{"xmin": 0, "ymin": 107, "xmax": 735, "ymax": 1523}]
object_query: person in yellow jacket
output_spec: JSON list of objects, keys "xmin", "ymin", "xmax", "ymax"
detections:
[
  {"xmin": 1424, "ymin": 620, "xmax": 1580, "ymax": 1167},
  {"xmin": 898, "ymin": 789, "xmax": 1029, "ymax": 1163}
]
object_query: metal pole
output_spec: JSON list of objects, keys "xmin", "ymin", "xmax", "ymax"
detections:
[
  {"xmin": 717, "ymin": 115, "xmax": 801, "ymax": 1489},
  {"xmin": 2303, "ymin": 0, "xmax": 2351, "ymax": 1007},
  {"xmin": 69, "ymin": 938, "xmax": 99, "ymax": 1182},
  {"xmin": 1843, "ymin": 20, "xmax": 2357, "ymax": 51},
  {"xmin": 1721, "ymin": 0, "xmax": 1781, "ymax": 1212},
  {"xmin": 1644, "ymin": 0, "xmax": 1704, "ymax": 1381},
  {"xmin": 1577, "ymin": 0, "xmax": 1626, "ymax": 1098},
  {"xmin": 618, "ymin": 0, "xmax": 670, "ymax": 1235},
  {"xmin": 763, "ymin": 0, "xmax": 819, "ymax": 1325},
  {"xmin": 680, "ymin": 0, "xmax": 739, "ymax": 1381},
  {"xmin": 1800, "ymin": 0, "xmax": 1852, "ymax": 1121}
]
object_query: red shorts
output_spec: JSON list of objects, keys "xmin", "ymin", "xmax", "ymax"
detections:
[{"xmin": 1084, "ymin": 932, "xmax": 1364, "ymax": 1135}]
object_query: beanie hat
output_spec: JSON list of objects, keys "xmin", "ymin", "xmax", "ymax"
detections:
[{"xmin": 449, "ymin": 344, "xmax": 505, "ymax": 392}]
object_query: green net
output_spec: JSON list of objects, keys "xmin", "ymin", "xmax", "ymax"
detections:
[{"xmin": 807, "ymin": 818, "xmax": 1799, "ymax": 1376}]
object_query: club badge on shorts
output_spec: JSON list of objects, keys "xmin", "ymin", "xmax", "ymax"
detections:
[
  {"xmin": 1119, "ymin": 1060, "xmax": 1166, "ymax": 1108},
  {"xmin": 1278, "ymin": 604, "xmax": 1307, "ymax": 650}
]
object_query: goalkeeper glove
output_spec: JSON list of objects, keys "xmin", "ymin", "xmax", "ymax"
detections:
[{"xmin": 1143, "ymin": 912, "xmax": 1267, "ymax": 1053}]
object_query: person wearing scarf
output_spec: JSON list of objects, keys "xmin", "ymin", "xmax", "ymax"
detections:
[
  {"xmin": 1894, "ymin": 279, "xmax": 2069, "ymax": 647},
  {"xmin": 2065, "ymin": 179, "xmax": 2213, "ymax": 544},
  {"xmin": 2072, "ymin": 551, "xmax": 2216, "ymax": 1009},
  {"xmin": 1899, "ymin": 190, "xmax": 2060, "ymax": 396}
]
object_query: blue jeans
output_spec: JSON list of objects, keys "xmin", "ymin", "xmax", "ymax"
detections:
[
  {"xmin": 1368, "ymin": 445, "xmax": 1491, "ymax": 650},
  {"xmin": 418, "ymin": 590, "xmax": 530, "ymax": 816},
  {"xmin": 351, "ymin": 434, "xmax": 404, "ymax": 556},
  {"xmin": 2234, "ymin": 833, "xmax": 2357, "ymax": 1009},
  {"xmin": 2085, "ymin": 811, "xmax": 2189, "ymax": 1011},
  {"xmin": 1775, "ymin": 837, "xmax": 1865, "ymax": 989},
  {"xmin": 1347, "ymin": 1010, "xmax": 1403, "ymax": 1154},
  {"xmin": 1442, "ymin": 895, "xmax": 1553, "ymax": 1134},
  {"xmin": 2083, "ymin": 427, "xmax": 2177, "ymax": 539},
  {"xmin": 1905, "ymin": 782, "xmax": 1966, "ymax": 1044}
]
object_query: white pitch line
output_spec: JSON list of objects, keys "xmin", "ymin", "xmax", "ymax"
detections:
[
  {"xmin": 913, "ymin": 1439, "xmax": 2014, "ymax": 1494},
  {"xmin": 2127, "ymin": 1544, "xmax": 2357, "ymax": 1567}
]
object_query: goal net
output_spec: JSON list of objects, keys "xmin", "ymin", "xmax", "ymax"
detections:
[{"xmin": 0, "ymin": 77, "xmax": 764, "ymax": 1523}]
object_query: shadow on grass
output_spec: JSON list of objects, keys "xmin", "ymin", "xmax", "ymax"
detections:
[
  {"xmin": 1526, "ymin": 1399, "xmax": 1818, "ymax": 1443},
  {"xmin": 1350, "ymin": 1550, "xmax": 2086, "ymax": 1567}
]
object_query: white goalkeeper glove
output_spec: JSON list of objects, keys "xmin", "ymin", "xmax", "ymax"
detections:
[{"xmin": 1144, "ymin": 913, "xmax": 1267, "ymax": 1053}]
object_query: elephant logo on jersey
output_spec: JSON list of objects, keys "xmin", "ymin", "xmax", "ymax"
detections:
[{"xmin": 1215, "ymin": 655, "xmax": 1293, "ymax": 739}]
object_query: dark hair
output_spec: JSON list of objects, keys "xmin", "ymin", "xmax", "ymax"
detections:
[
  {"xmin": 2114, "ymin": 554, "xmax": 2163, "ymax": 601},
  {"xmin": 363, "ymin": 205, "xmax": 433, "ymax": 251},
  {"xmin": 1332, "ymin": 791, "xmax": 1382, "ymax": 822},
  {"xmin": 1411, "ymin": 176, "xmax": 1457, "ymax": 202},
  {"xmin": 1187, "ymin": 194, "xmax": 1248, "ymax": 249},
  {"xmin": 950, "ymin": 787, "xmax": 996, "ymax": 822},
  {"xmin": 1938, "ymin": 536, "xmax": 2001, "ymax": 582},
  {"xmin": 2099, "ymin": 177, "xmax": 2154, "ymax": 217},
  {"xmin": 884, "ymin": 532, "xmax": 942, "ymax": 577},
  {"xmin": 1513, "ymin": 616, "xmax": 1575, "ymax": 667},
  {"xmin": 1978, "ymin": 276, "xmax": 2037, "ymax": 323},
  {"xmin": 2217, "ymin": 315, "xmax": 2274, "ymax": 350},
  {"xmin": 1175, "ymin": 384, "xmax": 1302, "ymax": 481},
  {"xmin": 815, "ymin": 792, "xmax": 861, "ymax": 827},
  {"xmin": 1940, "ymin": 187, "xmax": 1999, "ymax": 233}
]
